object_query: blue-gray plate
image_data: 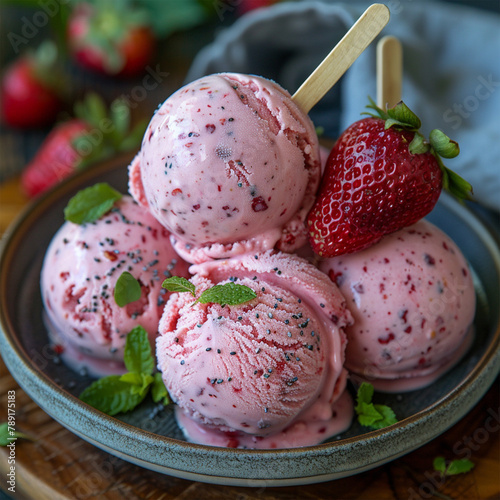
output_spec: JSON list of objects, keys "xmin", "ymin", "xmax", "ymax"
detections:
[{"xmin": 0, "ymin": 155, "xmax": 499, "ymax": 486}]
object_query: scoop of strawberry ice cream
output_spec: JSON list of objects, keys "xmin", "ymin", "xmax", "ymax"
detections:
[
  {"xmin": 319, "ymin": 219, "xmax": 476, "ymax": 392},
  {"xmin": 41, "ymin": 195, "xmax": 190, "ymax": 376},
  {"xmin": 128, "ymin": 72, "xmax": 321, "ymax": 264},
  {"xmin": 156, "ymin": 251, "xmax": 353, "ymax": 449}
]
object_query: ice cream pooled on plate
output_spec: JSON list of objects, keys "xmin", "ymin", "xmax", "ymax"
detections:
[
  {"xmin": 156, "ymin": 251, "xmax": 354, "ymax": 449},
  {"xmin": 319, "ymin": 219, "xmax": 476, "ymax": 392},
  {"xmin": 41, "ymin": 195, "xmax": 190, "ymax": 376},
  {"xmin": 129, "ymin": 72, "xmax": 321, "ymax": 264}
]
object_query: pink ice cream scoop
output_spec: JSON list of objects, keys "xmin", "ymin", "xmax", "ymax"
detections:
[
  {"xmin": 156, "ymin": 251, "xmax": 353, "ymax": 449},
  {"xmin": 41, "ymin": 195, "xmax": 190, "ymax": 376},
  {"xmin": 319, "ymin": 219, "xmax": 476, "ymax": 392},
  {"xmin": 129, "ymin": 72, "xmax": 321, "ymax": 264}
]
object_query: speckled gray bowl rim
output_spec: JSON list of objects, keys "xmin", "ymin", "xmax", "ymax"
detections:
[{"xmin": 1, "ymin": 158, "xmax": 499, "ymax": 487}]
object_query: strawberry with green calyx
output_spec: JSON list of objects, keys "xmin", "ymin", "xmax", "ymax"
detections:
[
  {"xmin": 67, "ymin": 1, "xmax": 156, "ymax": 78},
  {"xmin": 21, "ymin": 93, "xmax": 147, "ymax": 198},
  {"xmin": 1, "ymin": 41, "xmax": 66, "ymax": 129},
  {"xmin": 307, "ymin": 98, "xmax": 473, "ymax": 258}
]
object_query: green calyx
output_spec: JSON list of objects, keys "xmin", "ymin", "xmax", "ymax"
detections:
[
  {"xmin": 30, "ymin": 40, "xmax": 68, "ymax": 99},
  {"xmin": 72, "ymin": 92, "xmax": 148, "ymax": 170},
  {"xmin": 363, "ymin": 97, "xmax": 473, "ymax": 201}
]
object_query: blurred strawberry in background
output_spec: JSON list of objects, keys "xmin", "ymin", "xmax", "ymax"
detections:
[
  {"xmin": 1, "ymin": 41, "xmax": 65, "ymax": 129},
  {"xmin": 67, "ymin": 1, "xmax": 156, "ymax": 78},
  {"xmin": 237, "ymin": 0, "xmax": 282, "ymax": 15},
  {"xmin": 21, "ymin": 119, "xmax": 90, "ymax": 197},
  {"xmin": 21, "ymin": 93, "xmax": 147, "ymax": 197}
]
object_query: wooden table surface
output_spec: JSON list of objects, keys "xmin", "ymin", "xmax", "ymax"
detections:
[{"xmin": 1, "ymin": 174, "xmax": 499, "ymax": 500}]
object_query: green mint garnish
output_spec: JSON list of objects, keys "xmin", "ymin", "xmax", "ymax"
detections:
[
  {"xmin": 0, "ymin": 422, "xmax": 32, "ymax": 446},
  {"xmin": 163, "ymin": 276, "xmax": 257, "ymax": 306},
  {"xmin": 433, "ymin": 457, "xmax": 475, "ymax": 477},
  {"xmin": 80, "ymin": 326, "xmax": 170, "ymax": 416},
  {"xmin": 64, "ymin": 182, "xmax": 122, "ymax": 224},
  {"xmin": 162, "ymin": 276, "xmax": 196, "ymax": 296},
  {"xmin": 354, "ymin": 382, "xmax": 398, "ymax": 429},
  {"xmin": 123, "ymin": 326, "xmax": 155, "ymax": 375},
  {"xmin": 195, "ymin": 282, "xmax": 257, "ymax": 306},
  {"xmin": 151, "ymin": 372, "xmax": 171, "ymax": 405},
  {"xmin": 114, "ymin": 271, "xmax": 142, "ymax": 307},
  {"xmin": 79, "ymin": 375, "xmax": 145, "ymax": 416}
]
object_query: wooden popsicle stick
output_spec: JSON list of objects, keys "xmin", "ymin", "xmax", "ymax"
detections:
[
  {"xmin": 292, "ymin": 3, "xmax": 390, "ymax": 113},
  {"xmin": 376, "ymin": 35, "xmax": 403, "ymax": 109}
]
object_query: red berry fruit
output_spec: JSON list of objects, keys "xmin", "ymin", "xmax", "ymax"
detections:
[
  {"xmin": 1, "ymin": 42, "xmax": 64, "ymax": 129},
  {"xmin": 21, "ymin": 93, "xmax": 147, "ymax": 197},
  {"xmin": 307, "ymin": 100, "xmax": 473, "ymax": 257},
  {"xmin": 21, "ymin": 119, "xmax": 90, "ymax": 198},
  {"xmin": 67, "ymin": 2, "xmax": 156, "ymax": 78}
]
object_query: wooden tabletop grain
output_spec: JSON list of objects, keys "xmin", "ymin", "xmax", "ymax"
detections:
[{"xmin": 1, "ymin": 175, "xmax": 499, "ymax": 500}]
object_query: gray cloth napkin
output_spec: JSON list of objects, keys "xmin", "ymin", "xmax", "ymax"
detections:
[{"xmin": 186, "ymin": 0, "xmax": 500, "ymax": 213}]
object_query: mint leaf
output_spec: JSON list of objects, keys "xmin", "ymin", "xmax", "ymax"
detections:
[
  {"xmin": 355, "ymin": 382, "xmax": 374, "ymax": 406},
  {"xmin": 0, "ymin": 423, "xmax": 9, "ymax": 447},
  {"xmin": 79, "ymin": 375, "xmax": 146, "ymax": 416},
  {"xmin": 446, "ymin": 459, "xmax": 475, "ymax": 476},
  {"xmin": 433, "ymin": 456, "xmax": 447, "ymax": 474},
  {"xmin": 356, "ymin": 402, "xmax": 384, "ymax": 428},
  {"xmin": 355, "ymin": 382, "xmax": 398, "ymax": 429},
  {"xmin": 371, "ymin": 404, "xmax": 398, "ymax": 429},
  {"xmin": 433, "ymin": 457, "xmax": 475, "ymax": 477},
  {"xmin": 123, "ymin": 326, "xmax": 154, "ymax": 376},
  {"xmin": 120, "ymin": 372, "xmax": 154, "ymax": 397},
  {"xmin": 151, "ymin": 372, "xmax": 171, "ymax": 405},
  {"xmin": 162, "ymin": 276, "xmax": 196, "ymax": 296},
  {"xmin": 64, "ymin": 183, "xmax": 122, "ymax": 224},
  {"xmin": 79, "ymin": 327, "xmax": 169, "ymax": 416},
  {"xmin": 114, "ymin": 271, "xmax": 142, "ymax": 307},
  {"xmin": 0, "ymin": 422, "xmax": 32, "ymax": 446},
  {"xmin": 196, "ymin": 282, "xmax": 257, "ymax": 306}
]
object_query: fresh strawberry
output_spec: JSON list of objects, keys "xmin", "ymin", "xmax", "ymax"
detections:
[
  {"xmin": 21, "ymin": 120, "xmax": 90, "ymax": 197},
  {"xmin": 67, "ymin": 2, "xmax": 156, "ymax": 78},
  {"xmin": 21, "ymin": 93, "xmax": 148, "ymax": 197},
  {"xmin": 1, "ymin": 42, "xmax": 64, "ymax": 129},
  {"xmin": 307, "ymin": 99, "xmax": 473, "ymax": 257}
]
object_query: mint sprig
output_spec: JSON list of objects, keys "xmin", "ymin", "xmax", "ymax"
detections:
[
  {"xmin": 196, "ymin": 282, "xmax": 257, "ymax": 306},
  {"xmin": 162, "ymin": 277, "xmax": 257, "ymax": 307},
  {"xmin": 64, "ymin": 182, "xmax": 122, "ymax": 224},
  {"xmin": 363, "ymin": 97, "xmax": 473, "ymax": 201},
  {"xmin": 433, "ymin": 457, "xmax": 475, "ymax": 477},
  {"xmin": 162, "ymin": 276, "xmax": 196, "ymax": 296},
  {"xmin": 0, "ymin": 423, "xmax": 32, "ymax": 447},
  {"xmin": 354, "ymin": 382, "xmax": 398, "ymax": 429},
  {"xmin": 151, "ymin": 372, "xmax": 171, "ymax": 405},
  {"xmin": 114, "ymin": 271, "xmax": 142, "ymax": 307},
  {"xmin": 80, "ymin": 326, "xmax": 170, "ymax": 416}
]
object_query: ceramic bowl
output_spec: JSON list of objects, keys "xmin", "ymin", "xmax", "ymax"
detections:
[{"xmin": 0, "ymin": 154, "xmax": 499, "ymax": 486}]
